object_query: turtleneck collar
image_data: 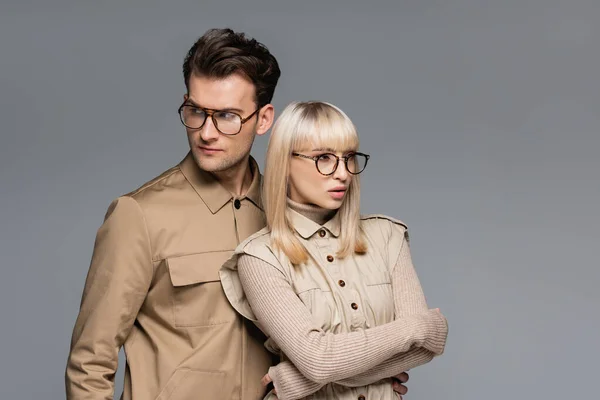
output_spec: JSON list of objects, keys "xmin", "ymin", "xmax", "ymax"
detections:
[{"xmin": 286, "ymin": 197, "xmax": 337, "ymax": 225}]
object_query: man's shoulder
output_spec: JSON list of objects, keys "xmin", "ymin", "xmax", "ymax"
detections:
[
  {"xmin": 102, "ymin": 158, "xmax": 195, "ymax": 224},
  {"xmin": 123, "ymin": 163, "xmax": 186, "ymax": 202}
]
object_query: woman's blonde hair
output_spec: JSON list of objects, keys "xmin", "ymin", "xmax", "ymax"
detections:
[{"xmin": 263, "ymin": 101, "xmax": 367, "ymax": 265}]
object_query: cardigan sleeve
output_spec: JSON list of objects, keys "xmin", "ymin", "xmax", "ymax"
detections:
[{"xmin": 236, "ymin": 254, "xmax": 447, "ymax": 386}]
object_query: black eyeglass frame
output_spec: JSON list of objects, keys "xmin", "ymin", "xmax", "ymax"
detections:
[
  {"xmin": 178, "ymin": 103, "xmax": 261, "ymax": 135},
  {"xmin": 291, "ymin": 151, "xmax": 370, "ymax": 176}
]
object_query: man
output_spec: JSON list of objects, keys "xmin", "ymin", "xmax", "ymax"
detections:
[{"xmin": 66, "ymin": 28, "xmax": 410, "ymax": 400}]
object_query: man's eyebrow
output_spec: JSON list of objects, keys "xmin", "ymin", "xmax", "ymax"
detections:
[
  {"xmin": 184, "ymin": 99, "xmax": 244, "ymax": 113},
  {"xmin": 220, "ymin": 107, "xmax": 245, "ymax": 113},
  {"xmin": 184, "ymin": 98, "xmax": 201, "ymax": 107}
]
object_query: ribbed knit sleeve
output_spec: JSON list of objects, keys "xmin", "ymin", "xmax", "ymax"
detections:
[{"xmin": 236, "ymin": 255, "xmax": 447, "ymax": 387}]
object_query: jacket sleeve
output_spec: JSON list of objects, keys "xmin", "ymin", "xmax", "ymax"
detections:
[{"xmin": 65, "ymin": 196, "xmax": 153, "ymax": 400}]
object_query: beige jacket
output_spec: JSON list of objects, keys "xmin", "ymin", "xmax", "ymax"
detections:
[
  {"xmin": 66, "ymin": 153, "xmax": 273, "ymax": 400},
  {"xmin": 221, "ymin": 207, "xmax": 448, "ymax": 400}
]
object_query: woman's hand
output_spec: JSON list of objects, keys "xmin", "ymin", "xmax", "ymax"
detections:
[
  {"xmin": 392, "ymin": 372, "xmax": 409, "ymax": 399},
  {"xmin": 262, "ymin": 373, "xmax": 277, "ymax": 396}
]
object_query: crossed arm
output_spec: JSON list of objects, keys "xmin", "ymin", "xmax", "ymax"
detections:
[{"xmin": 237, "ymin": 227, "xmax": 447, "ymax": 400}]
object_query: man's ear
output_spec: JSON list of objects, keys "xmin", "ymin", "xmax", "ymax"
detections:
[{"xmin": 256, "ymin": 104, "xmax": 275, "ymax": 136}]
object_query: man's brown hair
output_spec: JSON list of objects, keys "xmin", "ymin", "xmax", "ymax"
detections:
[{"xmin": 183, "ymin": 28, "xmax": 281, "ymax": 107}]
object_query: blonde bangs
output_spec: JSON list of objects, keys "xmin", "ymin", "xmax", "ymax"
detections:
[{"xmin": 290, "ymin": 104, "xmax": 359, "ymax": 153}]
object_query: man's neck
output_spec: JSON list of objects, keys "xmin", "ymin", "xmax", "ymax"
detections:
[{"xmin": 212, "ymin": 156, "xmax": 253, "ymax": 197}]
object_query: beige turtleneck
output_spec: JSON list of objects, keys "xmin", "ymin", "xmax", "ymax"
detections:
[{"xmin": 286, "ymin": 197, "xmax": 336, "ymax": 225}]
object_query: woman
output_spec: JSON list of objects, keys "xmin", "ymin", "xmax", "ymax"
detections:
[{"xmin": 220, "ymin": 101, "xmax": 448, "ymax": 400}]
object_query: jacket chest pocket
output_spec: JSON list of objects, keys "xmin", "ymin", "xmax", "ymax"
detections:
[
  {"xmin": 167, "ymin": 251, "xmax": 236, "ymax": 327},
  {"xmin": 293, "ymin": 278, "xmax": 340, "ymax": 332}
]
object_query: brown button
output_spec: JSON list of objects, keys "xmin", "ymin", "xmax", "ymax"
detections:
[
  {"xmin": 351, "ymin": 302, "xmax": 359, "ymax": 310},
  {"xmin": 234, "ymin": 199, "xmax": 241, "ymax": 209},
  {"xmin": 338, "ymin": 280, "xmax": 346, "ymax": 287},
  {"xmin": 318, "ymin": 229, "xmax": 326, "ymax": 237},
  {"xmin": 358, "ymin": 395, "xmax": 366, "ymax": 400},
  {"xmin": 326, "ymin": 255, "xmax": 334, "ymax": 262}
]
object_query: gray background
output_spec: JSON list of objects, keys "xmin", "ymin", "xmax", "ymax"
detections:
[{"xmin": 1, "ymin": 0, "xmax": 598, "ymax": 399}]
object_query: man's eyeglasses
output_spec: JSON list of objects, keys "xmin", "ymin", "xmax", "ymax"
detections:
[
  {"xmin": 292, "ymin": 152, "xmax": 370, "ymax": 176},
  {"xmin": 178, "ymin": 104, "xmax": 260, "ymax": 135}
]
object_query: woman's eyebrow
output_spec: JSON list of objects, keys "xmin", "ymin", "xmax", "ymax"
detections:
[{"xmin": 311, "ymin": 148, "xmax": 357, "ymax": 154}]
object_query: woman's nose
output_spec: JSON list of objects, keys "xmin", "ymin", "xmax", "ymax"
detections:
[{"xmin": 333, "ymin": 159, "xmax": 349, "ymax": 180}]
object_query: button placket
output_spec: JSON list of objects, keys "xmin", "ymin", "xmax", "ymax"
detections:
[
  {"xmin": 314, "ymin": 238, "xmax": 340, "ymax": 276},
  {"xmin": 318, "ymin": 238, "xmax": 349, "ymax": 295},
  {"xmin": 348, "ymin": 287, "xmax": 367, "ymax": 329}
]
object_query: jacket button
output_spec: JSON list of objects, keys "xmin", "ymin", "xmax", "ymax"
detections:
[
  {"xmin": 234, "ymin": 199, "xmax": 241, "ymax": 209},
  {"xmin": 338, "ymin": 280, "xmax": 346, "ymax": 287},
  {"xmin": 358, "ymin": 395, "xmax": 366, "ymax": 400},
  {"xmin": 351, "ymin": 302, "xmax": 359, "ymax": 310},
  {"xmin": 326, "ymin": 255, "xmax": 334, "ymax": 262},
  {"xmin": 318, "ymin": 229, "xmax": 326, "ymax": 237}
]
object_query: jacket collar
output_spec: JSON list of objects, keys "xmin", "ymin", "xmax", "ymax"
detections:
[
  {"xmin": 179, "ymin": 152, "xmax": 262, "ymax": 214},
  {"xmin": 288, "ymin": 208, "xmax": 341, "ymax": 239}
]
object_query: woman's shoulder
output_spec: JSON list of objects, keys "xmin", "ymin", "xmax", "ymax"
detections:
[
  {"xmin": 360, "ymin": 213, "xmax": 408, "ymax": 230},
  {"xmin": 233, "ymin": 227, "xmax": 287, "ymax": 272},
  {"xmin": 360, "ymin": 214, "xmax": 410, "ymax": 243},
  {"xmin": 237, "ymin": 226, "xmax": 272, "ymax": 252}
]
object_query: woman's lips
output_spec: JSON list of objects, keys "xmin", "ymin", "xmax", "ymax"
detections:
[{"xmin": 328, "ymin": 187, "xmax": 347, "ymax": 200}]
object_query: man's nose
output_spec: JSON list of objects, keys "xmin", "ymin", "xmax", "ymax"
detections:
[{"xmin": 199, "ymin": 116, "xmax": 220, "ymax": 142}]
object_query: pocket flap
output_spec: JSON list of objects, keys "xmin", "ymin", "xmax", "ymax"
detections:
[
  {"xmin": 293, "ymin": 278, "xmax": 323, "ymax": 294},
  {"xmin": 167, "ymin": 251, "xmax": 233, "ymax": 287}
]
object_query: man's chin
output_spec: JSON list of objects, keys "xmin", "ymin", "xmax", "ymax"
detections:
[
  {"xmin": 196, "ymin": 159, "xmax": 225, "ymax": 173},
  {"xmin": 191, "ymin": 152, "xmax": 223, "ymax": 172},
  {"xmin": 191, "ymin": 149, "xmax": 249, "ymax": 175}
]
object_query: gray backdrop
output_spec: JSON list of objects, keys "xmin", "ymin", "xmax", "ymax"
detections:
[{"xmin": 1, "ymin": 0, "xmax": 598, "ymax": 399}]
